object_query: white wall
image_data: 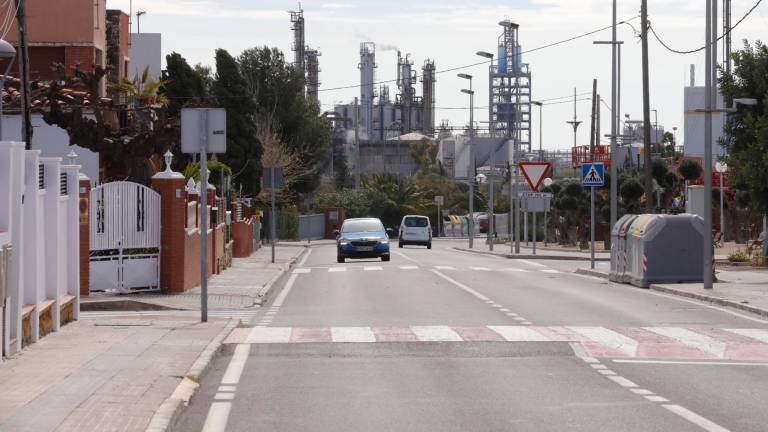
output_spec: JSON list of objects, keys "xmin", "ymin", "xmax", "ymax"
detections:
[
  {"xmin": 129, "ymin": 33, "xmax": 162, "ymax": 81},
  {"xmin": 1, "ymin": 114, "xmax": 99, "ymax": 184}
]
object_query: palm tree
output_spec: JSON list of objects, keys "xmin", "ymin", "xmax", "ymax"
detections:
[{"xmin": 364, "ymin": 172, "xmax": 431, "ymax": 228}]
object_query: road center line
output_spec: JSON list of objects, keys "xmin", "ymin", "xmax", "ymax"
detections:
[
  {"xmin": 430, "ymin": 269, "xmax": 489, "ymax": 301},
  {"xmin": 394, "ymin": 250, "xmax": 421, "ymax": 265},
  {"xmin": 613, "ymin": 359, "xmax": 768, "ymax": 366},
  {"xmin": 221, "ymin": 344, "xmax": 251, "ymax": 385},
  {"xmin": 298, "ymin": 248, "xmax": 312, "ymax": 267},
  {"xmin": 201, "ymin": 402, "xmax": 232, "ymax": 432},
  {"xmin": 272, "ymin": 274, "xmax": 298, "ymax": 308}
]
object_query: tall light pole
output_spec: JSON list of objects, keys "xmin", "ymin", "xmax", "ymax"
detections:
[
  {"xmin": 716, "ymin": 162, "xmax": 727, "ymax": 242},
  {"xmin": 641, "ymin": 0, "xmax": 653, "ymax": 213},
  {"xmin": 458, "ymin": 73, "xmax": 474, "ymax": 248},
  {"xmin": 532, "ymin": 101, "xmax": 543, "ymax": 161},
  {"xmin": 136, "ymin": 10, "xmax": 147, "ymax": 34},
  {"xmin": 567, "ymin": 88, "xmax": 582, "ymax": 176},
  {"xmin": 594, "ymin": 33, "xmax": 624, "ymax": 244},
  {"xmin": 0, "ymin": 40, "xmax": 17, "ymax": 140},
  {"xmin": 476, "ymin": 51, "xmax": 496, "ymax": 250}
]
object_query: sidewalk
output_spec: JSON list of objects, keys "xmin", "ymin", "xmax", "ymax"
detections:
[
  {"xmin": 82, "ymin": 245, "xmax": 307, "ymax": 311},
  {"xmin": 577, "ymin": 267, "xmax": 768, "ymax": 319},
  {"xmin": 0, "ymin": 316, "xmax": 236, "ymax": 432}
]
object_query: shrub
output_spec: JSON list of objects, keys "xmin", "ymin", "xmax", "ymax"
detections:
[{"xmin": 727, "ymin": 250, "xmax": 750, "ymax": 262}]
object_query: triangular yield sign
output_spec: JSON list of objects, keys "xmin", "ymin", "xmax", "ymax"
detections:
[{"xmin": 518, "ymin": 162, "xmax": 552, "ymax": 192}]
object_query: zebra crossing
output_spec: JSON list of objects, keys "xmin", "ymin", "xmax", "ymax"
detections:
[{"xmin": 292, "ymin": 263, "xmax": 562, "ymax": 275}]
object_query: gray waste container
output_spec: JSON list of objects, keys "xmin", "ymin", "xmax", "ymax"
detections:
[
  {"xmin": 609, "ymin": 214, "xmax": 639, "ymax": 283},
  {"xmin": 621, "ymin": 214, "xmax": 704, "ymax": 288}
]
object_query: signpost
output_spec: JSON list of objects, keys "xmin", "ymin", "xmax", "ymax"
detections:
[
  {"xmin": 522, "ymin": 192, "xmax": 552, "ymax": 255},
  {"xmin": 582, "ymin": 162, "xmax": 605, "ymax": 269},
  {"xmin": 435, "ymin": 196, "xmax": 444, "ymax": 238},
  {"xmin": 181, "ymin": 108, "xmax": 227, "ymax": 322},
  {"xmin": 263, "ymin": 167, "xmax": 284, "ymax": 264},
  {"xmin": 519, "ymin": 162, "xmax": 552, "ymax": 255}
]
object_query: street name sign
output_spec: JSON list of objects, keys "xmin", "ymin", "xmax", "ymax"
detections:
[
  {"xmin": 181, "ymin": 108, "xmax": 227, "ymax": 154},
  {"xmin": 519, "ymin": 162, "xmax": 552, "ymax": 192},
  {"xmin": 581, "ymin": 162, "xmax": 605, "ymax": 187}
]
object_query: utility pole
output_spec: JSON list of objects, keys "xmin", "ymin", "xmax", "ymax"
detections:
[
  {"xmin": 724, "ymin": 0, "xmax": 732, "ymax": 75},
  {"xmin": 704, "ymin": 0, "xmax": 714, "ymax": 289},
  {"xmin": 641, "ymin": 0, "xmax": 653, "ymax": 213},
  {"xmin": 589, "ymin": 80, "xmax": 598, "ymax": 269},
  {"xmin": 15, "ymin": 0, "xmax": 32, "ymax": 149},
  {"xmin": 354, "ymin": 97, "xmax": 360, "ymax": 189},
  {"xmin": 567, "ymin": 88, "xmax": 582, "ymax": 177}
]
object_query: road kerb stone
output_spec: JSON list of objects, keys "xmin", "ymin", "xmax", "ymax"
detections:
[
  {"xmin": 574, "ymin": 268, "xmax": 768, "ymax": 320},
  {"xmin": 144, "ymin": 319, "xmax": 239, "ymax": 432},
  {"xmin": 455, "ymin": 247, "xmax": 611, "ymax": 261},
  {"xmin": 255, "ymin": 246, "xmax": 309, "ymax": 303}
]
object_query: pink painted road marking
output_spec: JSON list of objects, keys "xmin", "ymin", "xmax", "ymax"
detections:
[
  {"xmin": 290, "ymin": 327, "xmax": 331, "ymax": 343},
  {"xmin": 372, "ymin": 327, "xmax": 419, "ymax": 342},
  {"xmin": 224, "ymin": 328, "xmax": 251, "ymax": 344},
  {"xmin": 452, "ymin": 326, "xmax": 506, "ymax": 342},
  {"xmin": 619, "ymin": 327, "xmax": 716, "ymax": 360},
  {"xmin": 698, "ymin": 328, "xmax": 768, "ymax": 361}
]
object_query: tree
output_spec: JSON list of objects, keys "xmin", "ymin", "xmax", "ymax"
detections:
[
  {"xmin": 161, "ymin": 52, "xmax": 209, "ymax": 118},
  {"xmin": 678, "ymin": 159, "xmax": 703, "ymax": 183},
  {"xmin": 661, "ymin": 131, "xmax": 677, "ymax": 157},
  {"xmin": 237, "ymin": 47, "xmax": 331, "ymax": 195},
  {"xmin": 409, "ymin": 138, "xmax": 439, "ymax": 174},
  {"xmin": 256, "ymin": 116, "xmax": 305, "ymax": 203},
  {"xmin": 364, "ymin": 172, "xmax": 431, "ymax": 229},
  {"xmin": 213, "ymin": 49, "xmax": 261, "ymax": 196}
]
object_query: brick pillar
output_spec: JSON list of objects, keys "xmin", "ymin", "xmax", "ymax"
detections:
[
  {"xmin": 206, "ymin": 185, "xmax": 216, "ymax": 276},
  {"xmin": 152, "ymin": 169, "xmax": 187, "ymax": 293},
  {"xmin": 78, "ymin": 178, "xmax": 91, "ymax": 296}
]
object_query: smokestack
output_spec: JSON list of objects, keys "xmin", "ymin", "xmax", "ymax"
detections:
[{"xmin": 690, "ymin": 64, "xmax": 695, "ymax": 87}]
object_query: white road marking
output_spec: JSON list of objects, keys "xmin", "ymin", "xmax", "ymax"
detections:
[
  {"xmin": 363, "ymin": 266, "xmax": 383, "ymax": 271},
  {"xmin": 491, "ymin": 303, "xmax": 503, "ymax": 308},
  {"xmin": 272, "ymin": 274, "xmax": 298, "ymax": 307},
  {"xmin": 662, "ymin": 404, "xmax": 731, "ymax": 432},
  {"xmin": 724, "ymin": 328, "xmax": 768, "ymax": 344},
  {"xmin": 518, "ymin": 259, "xmax": 546, "ymax": 268},
  {"xmin": 569, "ymin": 342, "xmax": 598, "ymax": 363},
  {"xmin": 607, "ymin": 376, "xmax": 638, "ymax": 388},
  {"xmin": 502, "ymin": 268, "xmax": 529, "ymax": 273},
  {"xmin": 598, "ymin": 369, "xmax": 617, "ymax": 376},
  {"xmin": 488, "ymin": 326, "xmax": 550, "ymax": 342},
  {"xmin": 292, "ymin": 268, "xmax": 311, "ymax": 274},
  {"xmin": 471, "ymin": 267, "xmax": 491, "ymax": 271},
  {"xmin": 541, "ymin": 269, "xmax": 561, "ymax": 274},
  {"xmin": 568, "ymin": 326, "xmax": 639, "ymax": 357},
  {"xmin": 591, "ymin": 364, "xmax": 607, "ymax": 370},
  {"xmin": 328, "ymin": 267, "xmax": 347, "ymax": 273},
  {"xmin": 411, "ymin": 325, "xmax": 463, "ymax": 342},
  {"xmin": 506, "ymin": 312, "xmax": 518, "ymax": 317},
  {"xmin": 331, "ymin": 327, "xmax": 376, "ymax": 343},
  {"xmin": 297, "ymin": 248, "xmax": 312, "ymax": 266},
  {"xmin": 246, "ymin": 327, "xmax": 291, "ymax": 344},
  {"xmin": 521, "ymin": 322, "xmax": 533, "ymax": 325},
  {"xmin": 643, "ymin": 327, "xmax": 726, "ymax": 358},
  {"xmin": 613, "ymin": 359, "xmax": 768, "ymax": 366},
  {"xmin": 644, "ymin": 290, "xmax": 768, "ymax": 324},
  {"xmin": 218, "ymin": 386, "xmax": 236, "ymax": 392},
  {"xmin": 399, "ymin": 265, "xmax": 419, "ymax": 270},
  {"xmin": 513, "ymin": 317, "xmax": 526, "ymax": 321},
  {"xmin": 201, "ymin": 402, "xmax": 232, "ymax": 432},
  {"xmin": 430, "ymin": 270, "xmax": 490, "ymax": 301},
  {"xmin": 394, "ymin": 251, "xmax": 422, "ymax": 265},
  {"xmin": 434, "ymin": 266, "xmax": 456, "ymax": 270},
  {"xmin": 214, "ymin": 393, "xmax": 235, "ymax": 400},
  {"xmin": 499, "ymin": 308, "xmax": 510, "ymax": 312},
  {"xmin": 630, "ymin": 389, "xmax": 654, "ymax": 395},
  {"xmin": 645, "ymin": 395, "xmax": 670, "ymax": 403},
  {"xmin": 221, "ymin": 344, "xmax": 251, "ymax": 385}
]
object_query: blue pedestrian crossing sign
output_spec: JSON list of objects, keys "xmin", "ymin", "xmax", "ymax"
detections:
[{"xmin": 582, "ymin": 163, "xmax": 605, "ymax": 187}]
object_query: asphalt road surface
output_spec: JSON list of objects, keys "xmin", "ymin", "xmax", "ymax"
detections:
[{"xmin": 174, "ymin": 241, "xmax": 768, "ymax": 432}]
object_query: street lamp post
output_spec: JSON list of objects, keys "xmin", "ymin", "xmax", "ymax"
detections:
[
  {"xmin": 543, "ymin": 178, "xmax": 553, "ymax": 245},
  {"xmin": 476, "ymin": 51, "xmax": 496, "ymax": 251},
  {"xmin": 532, "ymin": 101, "xmax": 543, "ymax": 161},
  {"xmin": 716, "ymin": 162, "xmax": 727, "ymax": 242},
  {"xmin": 458, "ymin": 73, "xmax": 474, "ymax": 248},
  {"xmin": 0, "ymin": 40, "xmax": 17, "ymax": 140}
]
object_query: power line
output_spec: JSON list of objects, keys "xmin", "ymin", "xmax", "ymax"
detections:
[
  {"xmin": 316, "ymin": 16, "xmax": 640, "ymax": 93},
  {"xmin": 649, "ymin": 0, "xmax": 763, "ymax": 55}
]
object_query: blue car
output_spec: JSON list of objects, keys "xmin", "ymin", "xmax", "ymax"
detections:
[{"xmin": 336, "ymin": 218, "xmax": 393, "ymax": 263}]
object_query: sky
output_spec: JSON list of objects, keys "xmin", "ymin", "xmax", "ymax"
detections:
[{"xmin": 107, "ymin": 0, "xmax": 768, "ymax": 151}]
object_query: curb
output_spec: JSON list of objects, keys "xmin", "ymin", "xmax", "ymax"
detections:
[
  {"xmin": 455, "ymin": 247, "xmax": 611, "ymax": 262},
  {"xmin": 574, "ymin": 268, "xmax": 768, "ymax": 320},
  {"xmin": 144, "ymin": 319, "xmax": 239, "ymax": 432},
  {"xmin": 255, "ymin": 246, "xmax": 309, "ymax": 304}
]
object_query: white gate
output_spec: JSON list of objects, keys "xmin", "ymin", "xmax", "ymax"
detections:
[{"xmin": 89, "ymin": 181, "xmax": 161, "ymax": 292}]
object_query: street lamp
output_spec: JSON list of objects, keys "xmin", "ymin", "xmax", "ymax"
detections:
[
  {"xmin": 532, "ymin": 101, "xmax": 543, "ymax": 162},
  {"xmin": 0, "ymin": 39, "xmax": 16, "ymax": 141},
  {"xmin": 458, "ymin": 73, "xmax": 474, "ymax": 248},
  {"xmin": 716, "ymin": 162, "xmax": 727, "ymax": 242},
  {"xmin": 697, "ymin": 97, "xmax": 757, "ymax": 288}
]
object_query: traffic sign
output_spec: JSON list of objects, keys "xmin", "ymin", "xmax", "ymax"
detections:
[
  {"xmin": 582, "ymin": 162, "xmax": 605, "ymax": 187},
  {"xmin": 435, "ymin": 195, "xmax": 444, "ymax": 206},
  {"xmin": 518, "ymin": 162, "xmax": 552, "ymax": 192}
]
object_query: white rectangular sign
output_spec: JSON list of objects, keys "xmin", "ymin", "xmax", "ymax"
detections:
[{"xmin": 181, "ymin": 108, "xmax": 227, "ymax": 154}]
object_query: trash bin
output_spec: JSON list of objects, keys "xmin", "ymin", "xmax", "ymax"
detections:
[
  {"xmin": 609, "ymin": 214, "xmax": 639, "ymax": 283},
  {"xmin": 619, "ymin": 214, "xmax": 704, "ymax": 288}
]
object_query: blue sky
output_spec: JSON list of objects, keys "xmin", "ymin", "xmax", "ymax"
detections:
[{"xmin": 108, "ymin": 0, "xmax": 768, "ymax": 151}]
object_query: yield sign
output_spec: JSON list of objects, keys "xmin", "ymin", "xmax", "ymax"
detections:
[{"xmin": 518, "ymin": 162, "xmax": 552, "ymax": 192}]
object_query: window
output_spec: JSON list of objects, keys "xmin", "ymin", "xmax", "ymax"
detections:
[
  {"xmin": 341, "ymin": 220, "xmax": 384, "ymax": 233},
  {"xmin": 404, "ymin": 217, "xmax": 428, "ymax": 228}
]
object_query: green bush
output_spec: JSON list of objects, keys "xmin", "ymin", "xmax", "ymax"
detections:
[{"xmin": 727, "ymin": 250, "xmax": 750, "ymax": 262}]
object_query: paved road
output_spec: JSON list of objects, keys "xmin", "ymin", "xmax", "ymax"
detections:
[{"xmin": 175, "ymin": 242, "xmax": 768, "ymax": 432}]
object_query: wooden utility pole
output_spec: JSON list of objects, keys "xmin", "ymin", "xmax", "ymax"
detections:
[
  {"xmin": 15, "ymin": 0, "xmax": 32, "ymax": 149},
  {"xmin": 641, "ymin": 0, "xmax": 653, "ymax": 212}
]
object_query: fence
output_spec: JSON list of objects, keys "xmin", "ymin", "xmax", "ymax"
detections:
[
  {"xmin": 0, "ymin": 142, "xmax": 81, "ymax": 358},
  {"xmin": 298, "ymin": 214, "xmax": 325, "ymax": 240}
]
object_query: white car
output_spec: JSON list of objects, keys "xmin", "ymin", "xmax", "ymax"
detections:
[{"xmin": 398, "ymin": 215, "xmax": 432, "ymax": 249}]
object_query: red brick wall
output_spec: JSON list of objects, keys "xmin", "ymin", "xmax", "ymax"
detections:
[
  {"xmin": 232, "ymin": 218, "xmax": 253, "ymax": 258},
  {"xmin": 65, "ymin": 46, "xmax": 96, "ymax": 73},
  {"xmin": 152, "ymin": 177, "xmax": 187, "ymax": 293},
  {"xmin": 79, "ymin": 179, "xmax": 91, "ymax": 296}
]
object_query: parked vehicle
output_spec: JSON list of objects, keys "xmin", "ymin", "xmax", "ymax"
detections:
[
  {"xmin": 335, "ymin": 218, "xmax": 392, "ymax": 263},
  {"xmin": 398, "ymin": 215, "xmax": 432, "ymax": 249}
]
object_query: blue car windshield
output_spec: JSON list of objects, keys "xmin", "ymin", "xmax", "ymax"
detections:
[{"xmin": 342, "ymin": 220, "xmax": 384, "ymax": 233}]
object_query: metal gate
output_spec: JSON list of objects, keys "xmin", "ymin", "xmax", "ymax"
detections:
[
  {"xmin": 89, "ymin": 181, "xmax": 161, "ymax": 292},
  {"xmin": 298, "ymin": 214, "xmax": 325, "ymax": 240}
]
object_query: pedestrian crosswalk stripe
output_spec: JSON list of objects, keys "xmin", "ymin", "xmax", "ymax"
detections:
[
  {"xmin": 434, "ymin": 266, "xmax": 456, "ymax": 270},
  {"xmin": 518, "ymin": 259, "xmax": 546, "ymax": 268},
  {"xmin": 293, "ymin": 268, "xmax": 311, "ymax": 274},
  {"xmin": 400, "ymin": 265, "xmax": 419, "ymax": 270},
  {"xmin": 363, "ymin": 266, "xmax": 383, "ymax": 271},
  {"xmin": 470, "ymin": 267, "xmax": 491, "ymax": 271},
  {"xmin": 328, "ymin": 267, "xmax": 346, "ymax": 273},
  {"xmin": 223, "ymin": 325, "xmax": 768, "ymax": 361},
  {"xmin": 541, "ymin": 269, "xmax": 561, "ymax": 274},
  {"xmin": 502, "ymin": 268, "xmax": 529, "ymax": 273}
]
